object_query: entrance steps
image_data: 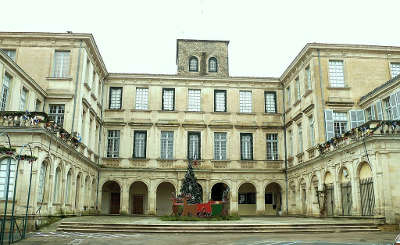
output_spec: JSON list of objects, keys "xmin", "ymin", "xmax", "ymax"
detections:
[{"xmin": 56, "ymin": 222, "xmax": 381, "ymax": 233}]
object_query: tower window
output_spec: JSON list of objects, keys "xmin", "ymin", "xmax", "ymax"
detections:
[
  {"xmin": 208, "ymin": 57, "xmax": 218, "ymax": 72},
  {"xmin": 189, "ymin": 56, "xmax": 198, "ymax": 72}
]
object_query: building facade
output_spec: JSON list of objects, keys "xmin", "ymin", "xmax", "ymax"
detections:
[{"xmin": 0, "ymin": 33, "xmax": 399, "ymax": 224}]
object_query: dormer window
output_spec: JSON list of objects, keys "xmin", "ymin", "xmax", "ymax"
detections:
[
  {"xmin": 189, "ymin": 56, "xmax": 198, "ymax": 72},
  {"xmin": 208, "ymin": 57, "xmax": 217, "ymax": 72}
]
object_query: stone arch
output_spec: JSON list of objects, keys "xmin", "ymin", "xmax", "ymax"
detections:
[
  {"xmin": 264, "ymin": 182, "xmax": 282, "ymax": 215},
  {"xmin": 358, "ymin": 162, "xmax": 373, "ymax": 180},
  {"xmin": 53, "ymin": 164, "xmax": 62, "ymax": 204},
  {"xmin": 75, "ymin": 172, "xmax": 83, "ymax": 210},
  {"xmin": 323, "ymin": 171, "xmax": 335, "ymax": 216},
  {"xmin": 37, "ymin": 157, "xmax": 51, "ymax": 204},
  {"xmin": 101, "ymin": 180, "xmax": 121, "ymax": 214},
  {"xmin": 91, "ymin": 177, "xmax": 97, "ymax": 209},
  {"xmin": 299, "ymin": 178, "xmax": 307, "ymax": 214},
  {"xmin": 129, "ymin": 181, "xmax": 149, "ymax": 215},
  {"xmin": 357, "ymin": 161, "xmax": 375, "ymax": 216},
  {"xmin": 65, "ymin": 167, "xmax": 73, "ymax": 206},
  {"xmin": 156, "ymin": 181, "xmax": 176, "ymax": 216},
  {"xmin": 210, "ymin": 182, "xmax": 230, "ymax": 201},
  {"xmin": 238, "ymin": 182, "xmax": 257, "ymax": 215},
  {"xmin": 83, "ymin": 175, "xmax": 91, "ymax": 210},
  {"xmin": 309, "ymin": 174, "xmax": 320, "ymax": 215}
]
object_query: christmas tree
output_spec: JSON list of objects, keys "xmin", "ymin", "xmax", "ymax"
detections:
[{"xmin": 179, "ymin": 160, "xmax": 202, "ymax": 204}]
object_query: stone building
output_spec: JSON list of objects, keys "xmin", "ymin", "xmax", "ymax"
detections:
[{"xmin": 0, "ymin": 32, "xmax": 399, "ymax": 224}]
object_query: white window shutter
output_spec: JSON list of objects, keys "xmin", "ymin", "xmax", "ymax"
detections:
[
  {"xmin": 370, "ymin": 105, "xmax": 376, "ymax": 120},
  {"xmin": 390, "ymin": 93, "xmax": 398, "ymax": 120},
  {"xmin": 357, "ymin": 110, "xmax": 365, "ymax": 125},
  {"xmin": 376, "ymin": 100, "xmax": 383, "ymax": 120},
  {"xmin": 325, "ymin": 109, "xmax": 334, "ymax": 140},
  {"xmin": 349, "ymin": 110, "xmax": 358, "ymax": 129},
  {"xmin": 395, "ymin": 90, "xmax": 400, "ymax": 120}
]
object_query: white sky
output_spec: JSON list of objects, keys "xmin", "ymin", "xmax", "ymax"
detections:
[{"xmin": 2, "ymin": 0, "xmax": 400, "ymax": 77}]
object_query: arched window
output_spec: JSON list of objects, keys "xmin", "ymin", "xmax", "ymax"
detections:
[
  {"xmin": 65, "ymin": 170, "xmax": 71, "ymax": 204},
  {"xmin": 189, "ymin": 57, "xmax": 198, "ymax": 72},
  {"xmin": 37, "ymin": 162, "xmax": 47, "ymax": 203},
  {"xmin": 53, "ymin": 167, "xmax": 61, "ymax": 203},
  {"xmin": 208, "ymin": 57, "xmax": 218, "ymax": 72},
  {"xmin": 0, "ymin": 158, "xmax": 16, "ymax": 200}
]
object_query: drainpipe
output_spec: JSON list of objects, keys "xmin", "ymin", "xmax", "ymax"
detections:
[
  {"xmin": 96, "ymin": 74, "xmax": 107, "ymax": 210},
  {"xmin": 71, "ymin": 40, "xmax": 83, "ymax": 133},
  {"xmin": 317, "ymin": 49, "xmax": 327, "ymax": 140},
  {"xmin": 282, "ymin": 83, "xmax": 289, "ymax": 215}
]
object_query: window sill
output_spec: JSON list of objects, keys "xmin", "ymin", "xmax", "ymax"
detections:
[
  {"xmin": 158, "ymin": 110, "xmax": 177, "ymax": 113},
  {"xmin": 264, "ymin": 112, "xmax": 281, "ymax": 116},
  {"xmin": 105, "ymin": 109, "xmax": 124, "ymax": 112},
  {"xmin": 326, "ymin": 86, "xmax": 351, "ymax": 90},
  {"xmin": 211, "ymin": 159, "xmax": 230, "ymax": 162},
  {"xmin": 303, "ymin": 89, "xmax": 313, "ymax": 98},
  {"xmin": 46, "ymin": 77, "xmax": 73, "ymax": 81},
  {"xmin": 211, "ymin": 111, "xmax": 229, "ymax": 114},
  {"xmin": 102, "ymin": 157, "xmax": 122, "ymax": 161},
  {"xmin": 240, "ymin": 159, "xmax": 255, "ymax": 162},
  {"xmin": 157, "ymin": 158, "xmax": 175, "ymax": 161},
  {"xmin": 185, "ymin": 110, "xmax": 204, "ymax": 114},
  {"xmin": 238, "ymin": 112, "xmax": 256, "ymax": 115},
  {"xmin": 131, "ymin": 109, "xmax": 151, "ymax": 112},
  {"xmin": 53, "ymin": 202, "xmax": 61, "ymax": 206},
  {"xmin": 84, "ymin": 83, "xmax": 91, "ymax": 90},
  {"xmin": 131, "ymin": 158, "xmax": 149, "ymax": 161}
]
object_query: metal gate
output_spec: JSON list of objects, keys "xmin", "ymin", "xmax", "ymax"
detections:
[
  {"xmin": 360, "ymin": 177, "xmax": 375, "ymax": 216},
  {"xmin": 324, "ymin": 184, "xmax": 334, "ymax": 216},
  {"xmin": 341, "ymin": 182, "xmax": 352, "ymax": 215}
]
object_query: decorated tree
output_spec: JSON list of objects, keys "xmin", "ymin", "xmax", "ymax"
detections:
[{"xmin": 179, "ymin": 160, "xmax": 202, "ymax": 204}]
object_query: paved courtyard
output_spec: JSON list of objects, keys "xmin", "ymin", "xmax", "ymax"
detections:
[{"xmin": 13, "ymin": 216, "xmax": 399, "ymax": 245}]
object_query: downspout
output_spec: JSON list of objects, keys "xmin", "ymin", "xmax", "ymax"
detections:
[
  {"xmin": 282, "ymin": 83, "xmax": 289, "ymax": 215},
  {"xmin": 96, "ymin": 74, "xmax": 107, "ymax": 211},
  {"xmin": 71, "ymin": 40, "xmax": 83, "ymax": 133},
  {"xmin": 317, "ymin": 49, "xmax": 326, "ymax": 139}
]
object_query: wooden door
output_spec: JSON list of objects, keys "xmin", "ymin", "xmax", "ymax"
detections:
[
  {"xmin": 132, "ymin": 195, "xmax": 144, "ymax": 214},
  {"xmin": 110, "ymin": 192, "xmax": 120, "ymax": 214}
]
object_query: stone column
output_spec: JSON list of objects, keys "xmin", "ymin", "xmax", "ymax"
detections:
[
  {"xmin": 256, "ymin": 184, "xmax": 265, "ymax": 215},
  {"xmin": 148, "ymin": 181, "xmax": 156, "ymax": 215},
  {"xmin": 121, "ymin": 181, "xmax": 129, "ymax": 214},
  {"xmin": 351, "ymin": 176, "xmax": 361, "ymax": 216},
  {"xmin": 229, "ymin": 182, "xmax": 238, "ymax": 216}
]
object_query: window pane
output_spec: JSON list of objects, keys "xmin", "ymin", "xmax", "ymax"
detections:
[
  {"xmin": 134, "ymin": 131, "xmax": 146, "ymax": 158},
  {"xmin": 189, "ymin": 57, "xmax": 198, "ymax": 72},
  {"xmin": 163, "ymin": 89, "xmax": 174, "ymax": 111},
  {"xmin": 240, "ymin": 134, "xmax": 252, "ymax": 160},
  {"xmin": 1, "ymin": 74, "xmax": 11, "ymax": 111},
  {"xmin": 390, "ymin": 63, "xmax": 400, "ymax": 78},
  {"xmin": 2, "ymin": 49, "xmax": 16, "ymax": 61},
  {"xmin": 214, "ymin": 132, "xmax": 227, "ymax": 160},
  {"xmin": 107, "ymin": 130, "xmax": 120, "ymax": 158},
  {"xmin": 161, "ymin": 131, "xmax": 174, "ymax": 159},
  {"xmin": 49, "ymin": 104, "xmax": 65, "ymax": 126},
  {"xmin": 240, "ymin": 91, "xmax": 252, "ymax": 113},
  {"xmin": 188, "ymin": 132, "xmax": 200, "ymax": 160},
  {"xmin": 19, "ymin": 88, "xmax": 28, "ymax": 111},
  {"xmin": 266, "ymin": 134, "xmax": 278, "ymax": 160},
  {"xmin": 329, "ymin": 60, "xmax": 345, "ymax": 87},
  {"xmin": 209, "ymin": 58, "xmax": 217, "ymax": 72},
  {"xmin": 135, "ymin": 88, "xmax": 148, "ymax": 110},
  {"xmin": 265, "ymin": 92, "xmax": 276, "ymax": 113},
  {"xmin": 53, "ymin": 51, "xmax": 70, "ymax": 77},
  {"xmin": 215, "ymin": 90, "xmax": 226, "ymax": 112},
  {"xmin": 109, "ymin": 88, "xmax": 122, "ymax": 109},
  {"xmin": 188, "ymin": 89, "xmax": 201, "ymax": 111}
]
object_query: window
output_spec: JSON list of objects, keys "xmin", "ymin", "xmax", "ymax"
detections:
[
  {"xmin": 188, "ymin": 132, "xmax": 201, "ymax": 160},
  {"xmin": 188, "ymin": 89, "xmax": 201, "ymax": 112},
  {"xmin": 365, "ymin": 106, "xmax": 376, "ymax": 121},
  {"xmin": 133, "ymin": 131, "xmax": 147, "ymax": 158},
  {"xmin": 214, "ymin": 90, "xmax": 227, "ymax": 112},
  {"xmin": 328, "ymin": 60, "xmax": 345, "ymax": 87},
  {"xmin": 1, "ymin": 73, "xmax": 11, "ymax": 111},
  {"xmin": 240, "ymin": 133, "xmax": 253, "ymax": 160},
  {"xmin": 189, "ymin": 56, "xmax": 198, "ymax": 72},
  {"xmin": 0, "ymin": 158, "xmax": 16, "ymax": 200},
  {"xmin": 109, "ymin": 87, "xmax": 122, "ymax": 109},
  {"xmin": 135, "ymin": 88, "xmax": 148, "ymax": 110},
  {"xmin": 107, "ymin": 130, "xmax": 120, "ymax": 158},
  {"xmin": 333, "ymin": 112, "xmax": 348, "ymax": 137},
  {"xmin": 162, "ymin": 88, "xmax": 175, "ymax": 111},
  {"xmin": 2, "ymin": 49, "xmax": 16, "ymax": 61},
  {"xmin": 19, "ymin": 87, "xmax": 28, "ymax": 111},
  {"xmin": 266, "ymin": 134, "xmax": 278, "ymax": 160},
  {"xmin": 52, "ymin": 51, "xmax": 70, "ymax": 77},
  {"xmin": 298, "ymin": 124, "xmax": 303, "ymax": 153},
  {"xmin": 239, "ymin": 91, "xmax": 252, "ymax": 113},
  {"xmin": 305, "ymin": 66, "xmax": 312, "ymax": 90},
  {"xmin": 383, "ymin": 97, "xmax": 392, "ymax": 120},
  {"xmin": 265, "ymin": 92, "xmax": 277, "ymax": 113},
  {"xmin": 214, "ymin": 132, "xmax": 227, "ymax": 160},
  {"xmin": 37, "ymin": 162, "xmax": 47, "ymax": 203},
  {"xmin": 309, "ymin": 116, "xmax": 315, "ymax": 147},
  {"xmin": 65, "ymin": 171, "xmax": 71, "ymax": 204},
  {"xmin": 208, "ymin": 57, "xmax": 217, "ymax": 72},
  {"xmin": 385, "ymin": 91, "xmax": 400, "ymax": 120},
  {"xmin": 295, "ymin": 77, "xmax": 301, "ymax": 100},
  {"xmin": 160, "ymin": 131, "xmax": 174, "ymax": 160},
  {"xmin": 349, "ymin": 110, "xmax": 365, "ymax": 129},
  {"xmin": 390, "ymin": 63, "xmax": 400, "ymax": 78},
  {"xmin": 35, "ymin": 100, "xmax": 41, "ymax": 112},
  {"xmin": 49, "ymin": 104, "xmax": 65, "ymax": 126},
  {"xmin": 288, "ymin": 130, "xmax": 293, "ymax": 157},
  {"xmin": 286, "ymin": 86, "xmax": 291, "ymax": 105}
]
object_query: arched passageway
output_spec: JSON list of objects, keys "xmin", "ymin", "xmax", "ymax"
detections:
[
  {"xmin": 101, "ymin": 181, "xmax": 121, "ymax": 214},
  {"xmin": 359, "ymin": 162, "xmax": 375, "ymax": 216},
  {"xmin": 75, "ymin": 174, "xmax": 81, "ymax": 209},
  {"xmin": 324, "ymin": 172, "xmax": 334, "ymax": 216},
  {"xmin": 156, "ymin": 182, "xmax": 175, "ymax": 216},
  {"xmin": 265, "ymin": 182, "xmax": 282, "ymax": 215},
  {"xmin": 299, "ymin": 179, "xmax": 307, "ymax": 215},
  {"xmin": 238, "ymin": 183, "xmax": 256, "ymax": 215},
  {"xmin": 129, "ymin": 181, "xmax": 148, "ymax": 215},
  {"xmin": 310, "ymin": 175, "xmax": 319, "ymax": 215},
  {"xmin": 211, "ymin": 183, "xmax": 229, "ymax": 201}
]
